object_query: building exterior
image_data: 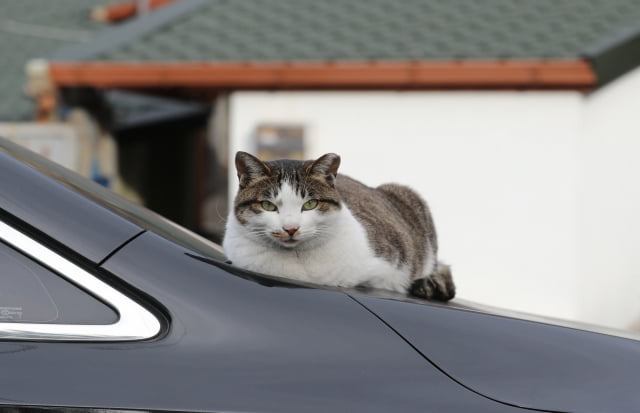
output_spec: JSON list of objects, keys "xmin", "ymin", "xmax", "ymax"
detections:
[
  {"xmin": 11, "ymin": 0, "xmax": 640, "ymax": 328},
  {"xmin": 0, "ymin": 0, "xmax": 108, "ymax": 175}
]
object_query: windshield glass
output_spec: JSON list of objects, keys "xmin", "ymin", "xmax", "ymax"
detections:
[{"xmin": 0, "ymin": 137, "xmax": 226, "ymax": 262}]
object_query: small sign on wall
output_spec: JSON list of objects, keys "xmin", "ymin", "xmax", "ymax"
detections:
[{"xmin": 254, "ymin": 123, "xmax": 305, "ymax": 160}]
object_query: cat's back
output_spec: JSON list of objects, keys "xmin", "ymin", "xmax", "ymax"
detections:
[
  {"xmin": 336, "ymin": 175, "xmax": 437, "ymax": 273},
  {"xmin": 336, "ymin": 174, "xmax": 394, "ymax": 215},
  {"xmin": 336, "ymin": 175, "xmax": 432, "ymax": 234}
]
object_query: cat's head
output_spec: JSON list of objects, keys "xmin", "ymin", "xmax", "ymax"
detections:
[{"xmin": 232, "ymin": 151, "xmax": 342, "ymax": 249}]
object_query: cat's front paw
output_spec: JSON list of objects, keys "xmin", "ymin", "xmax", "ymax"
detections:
[{"xmin": 409, "ymin": 265, "xmax": 455, "ymax": 302}]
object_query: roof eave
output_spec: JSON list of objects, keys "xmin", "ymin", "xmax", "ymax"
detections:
[{"xmin": 48, "ymin": 59, "xmax": 597, "ymax": 90}]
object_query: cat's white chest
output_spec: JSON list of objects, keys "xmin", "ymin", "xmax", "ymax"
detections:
[{"xmin": 223, "ymin": 207, "xmax": 410, "ymax": 292}]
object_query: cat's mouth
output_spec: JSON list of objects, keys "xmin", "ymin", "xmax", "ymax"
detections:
[
  {"xmin": 271, "ymin": 231, "xmax": 300, "ymax": 247},
  {"xmin": 277, "ymin": 237, "xmax": 300, "ymax": 248}
]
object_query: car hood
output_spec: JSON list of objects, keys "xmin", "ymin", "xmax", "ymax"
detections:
[{"xmin": 354, "ymin": 294, "xmax": 640, "ymax": 413}]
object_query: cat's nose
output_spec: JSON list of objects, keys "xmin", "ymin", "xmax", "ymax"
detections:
[{"xmin": 283, "ymin": 226, "xmax": 299, "ymax": 236}]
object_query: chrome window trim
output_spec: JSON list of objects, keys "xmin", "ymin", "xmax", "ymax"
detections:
[{"xmin": 0, "ymin": 221, "xmax": 161, "ymax": 341}]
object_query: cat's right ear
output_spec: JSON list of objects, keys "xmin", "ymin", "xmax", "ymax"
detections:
[{"xmin": 235, "ymin": 151, "xmax": 272, "ymax": 188}]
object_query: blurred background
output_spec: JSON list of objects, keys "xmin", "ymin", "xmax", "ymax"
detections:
[{"xmin": 2, "ymin": 0, "xmax": 640, "ymax": 330}]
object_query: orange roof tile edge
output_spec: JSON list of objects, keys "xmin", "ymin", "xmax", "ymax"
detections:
[
  {"xmin": 49, "ymin": 60, "xmax": 597, "ymax": 89},
  {"xmin": 92, "ymin": 0, "xmax": 176, "ymax": 23}
]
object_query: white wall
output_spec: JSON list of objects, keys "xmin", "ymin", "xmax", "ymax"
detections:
[
  {"xmin": 228, "ymin": 70, "xmax": 640, "ymax": 329},
  {"xmin": 577, "ymin": 67, "xmax": 640, "ymax": 329}
]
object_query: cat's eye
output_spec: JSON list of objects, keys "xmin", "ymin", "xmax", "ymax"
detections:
[
  {"xmin": 302, "ymin": 199, "xmax": 319, "ymax": 211},
  {"xmin": 261, "ymin": 201, "xmax": 277, "ymax": 211}
]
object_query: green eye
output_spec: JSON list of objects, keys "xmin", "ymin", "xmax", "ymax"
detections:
[
  {"xmin": 302, "ymin": 199, "xmax": 318, "ymax": 210},
  {"xmin": 261, "ymin": 201, "xmax": 277, "ymax": 211}
]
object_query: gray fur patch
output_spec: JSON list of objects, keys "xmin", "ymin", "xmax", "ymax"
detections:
[{"xmin": 336, "ymin": 176, "xmax": 436, "ymax": 279}]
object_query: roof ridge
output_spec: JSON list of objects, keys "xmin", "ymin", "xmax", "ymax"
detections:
[{"xmin": 50, "ymin": 0, "xmax": 207, "ymax": 61}]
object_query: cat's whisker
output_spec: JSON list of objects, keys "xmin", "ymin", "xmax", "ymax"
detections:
[{"xmin": 212, "ymin": 199, "xmax": 227, "ymax": 223}]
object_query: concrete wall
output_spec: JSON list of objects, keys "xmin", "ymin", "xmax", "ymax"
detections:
[{"xmin": 228, "ymin": 67, "xmax": 640, "ymax": 329}]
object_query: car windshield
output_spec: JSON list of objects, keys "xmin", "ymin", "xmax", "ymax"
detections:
[{"xmin": 0, "ymin": 137, "xmax": 226, "ymax": 262}]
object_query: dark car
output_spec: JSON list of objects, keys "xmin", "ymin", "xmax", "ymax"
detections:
[{"xmin": 2, "ymin": 136, "xmax": 640, "ymax": 413}]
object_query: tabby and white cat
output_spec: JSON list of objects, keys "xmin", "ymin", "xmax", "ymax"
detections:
[{"xmin": 223, "ymin": 151, "xmax": 455, "ymax": 301}]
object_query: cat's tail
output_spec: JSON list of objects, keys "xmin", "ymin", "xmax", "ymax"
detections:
[{"xmin": 409, "ymin": 262, "xmax": 455, "ymax": 302}]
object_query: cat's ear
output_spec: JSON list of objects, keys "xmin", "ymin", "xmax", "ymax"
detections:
[
  {"xmin": 306, "ymin": 153, "xmax": 340, "ymax": 186},
  {"xmin": 235, "ymin": 151, "xmax": 272, "ymax": 188}
]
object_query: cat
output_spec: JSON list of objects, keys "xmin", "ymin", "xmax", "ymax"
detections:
[{"xmin": 223, "ymin": 151, "xmax": 455, "ymax": 301}]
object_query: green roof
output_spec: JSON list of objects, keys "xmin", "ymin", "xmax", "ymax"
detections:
[
  {"xmin": 0, "ymin": 0, "xmax": 106, "ymax": 120},
  {"xmin": 58, "ymin": 0, "xmax": 640, "ymax": 63}
]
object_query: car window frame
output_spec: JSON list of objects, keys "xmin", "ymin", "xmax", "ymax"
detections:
[{"xmin": 0, "ymin": 220, "xmax": 161, "ymax": 341}]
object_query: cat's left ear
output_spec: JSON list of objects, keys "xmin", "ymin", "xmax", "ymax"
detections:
[{"xmin": 307, "ymin": 153, "xmax": 340, "ymax": 186}]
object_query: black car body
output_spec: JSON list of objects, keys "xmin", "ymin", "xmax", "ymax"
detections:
[{"xmin": 2, "ymin": 137, "xmax": 640, "ymax": 413}]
